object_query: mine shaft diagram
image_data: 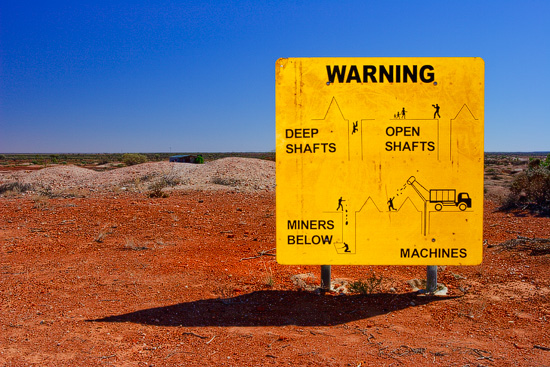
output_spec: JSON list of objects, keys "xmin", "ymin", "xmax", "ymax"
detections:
[{"xmin": 316, "ymin": 99, "xmax": 478, "ymax": 253}]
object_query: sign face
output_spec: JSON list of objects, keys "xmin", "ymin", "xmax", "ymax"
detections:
[{"xmin": 276, "ymin": 57, "xmax": 484, "ymax": 265}]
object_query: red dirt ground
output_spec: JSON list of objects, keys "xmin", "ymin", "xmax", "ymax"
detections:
[{"xmin": 1, "ymin": 191, "xmax": 549, "ymax": 366}]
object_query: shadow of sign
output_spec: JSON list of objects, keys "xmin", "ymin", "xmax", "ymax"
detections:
[{"xmin": 90, "ymin": 290, "xmax": 454, "ymax": 327}]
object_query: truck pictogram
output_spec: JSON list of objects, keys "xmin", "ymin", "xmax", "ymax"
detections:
[{"xmin": 407, "ymin": 176, "xmax": 472, "ymax": 211}]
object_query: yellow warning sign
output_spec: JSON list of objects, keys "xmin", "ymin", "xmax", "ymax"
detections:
[{"xmin": 276, "ymin": 57, "xmax": 484, "ymax": 265}]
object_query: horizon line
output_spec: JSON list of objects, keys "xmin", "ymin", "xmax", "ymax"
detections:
[{"xmin": 0, "ymin": 151, "xmax": 548, "ymax": 155}]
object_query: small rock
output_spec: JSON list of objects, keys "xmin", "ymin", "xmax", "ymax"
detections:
[
  {"xmin": 434, "ymin": 286, "xmax": 448, "ymax": 296},
  {"xmin": 514, "ymin": 343, "xmax": 529, "ymax": 349}
]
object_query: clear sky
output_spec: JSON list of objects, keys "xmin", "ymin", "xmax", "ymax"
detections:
[{"xmin": 1, "ymin": 0, "xmax": 549, "ymax": 153}]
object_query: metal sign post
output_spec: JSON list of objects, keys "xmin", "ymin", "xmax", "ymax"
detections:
[
  {"xmin": 321, "ymin": 265, "xmax": 331, "ymax": 292},
  {"xmin": 426, "ymin": 265, "xmax": 438, "ymax": 293}
]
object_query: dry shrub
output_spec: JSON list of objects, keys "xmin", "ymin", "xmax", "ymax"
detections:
[
  {"xmin": 122, "ymin": 153, "xmax": 148, "ymax": 166},
  {"xmin": 502, "ymin": 161, "xmax": 550, "ymax": 215},
  {"xmin": 146, "ymin": 167, "xmax": 182, "ymax": 198},
  {"xmin": 0, "ymin": 182, "xmax": 33, "ymax": 196},
  {"xmin": 211, "ymin": 176, "xmax": 241, "ymax": 187},
  {"xmin": 95, "ymin": 224, "xmax": 115, "ymax": 243},
  {"xmin": 348, "ymin": 273, "xmax": 385, "ymax": 294},
  {"xmin": 148, "ymin": 180, "xmax": 169, "ymax": 198},
  {"xmin": 124, "ymin": 238, "xmax": 148, "ymax": 251},
  {"xmin": 32, "ymin": 195, "xmax": 50, "ymax": 210},
  {"xmin": 490, "ymin": 235, "xmax": 550, "ymax": 256},
  {"xmin": 161, "ymin": 169, "xmax": 181, "ymax": 187}
]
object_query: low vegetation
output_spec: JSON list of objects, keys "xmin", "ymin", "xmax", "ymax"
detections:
[
  {"xmin": 122, "ymin": 153, "xmax": 148, "ymax": 166},
  {"xmin": 348, "ymin": 273, "xmax": 385, "ymax": 294},
  {"xmin": 0, "ymin": 181, "xmax": 33, "ymax": 195},
  {"xmin": 0, "ymin": 152, "xmax": 275, "ymax": 169},
  {"xmin": 211, "ymin": 176, "xmax": 242, "ymax": 187},
  {"xmin": 502, "ymin": 154, "xmax": 550, "ymax": 214},
  {"xmin": 147, "ymin": 169, "xmax": 182, "ymax": 198},
  {"xmin": 147, "ymin": 180, "xmax": 170, "ymax": 198},
  {"xmin": 124, "ymin": 237, "xmax": 148, "ymax": 251}
]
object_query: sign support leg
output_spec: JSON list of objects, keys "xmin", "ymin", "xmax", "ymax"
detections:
[
  {"xmin": 426, "ymin": 265, "xmax": 437, "ymax": 293},
  {"xmin": 321, "ymin": 265, "xmax": 331, "ymax": 292}
]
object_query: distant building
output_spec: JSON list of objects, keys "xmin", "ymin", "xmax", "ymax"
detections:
[{"xmin": 169, "ymin": 155, "xmax": 203, "ymax": 163}]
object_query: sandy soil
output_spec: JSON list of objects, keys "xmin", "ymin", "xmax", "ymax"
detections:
[{"xmin": 1, "ymin": 158, "xmax": 549, "ymax": 366}]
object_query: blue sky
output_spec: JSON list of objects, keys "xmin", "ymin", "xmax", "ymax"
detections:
[{"xmin": 1, "ymin": 0, "xmax": 549, "ymax": 153}]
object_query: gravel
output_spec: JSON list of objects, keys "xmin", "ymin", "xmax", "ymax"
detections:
[{"xmin": 0, "ymin": 157, "xmax": 275, "ymax": 194}]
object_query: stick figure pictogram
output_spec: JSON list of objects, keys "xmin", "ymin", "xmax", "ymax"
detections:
[
  {"xmin": 432, "ymin": 104, "xmax": 440, "ymax": 119},
  {"xmin": 388, "ymin": 197, "xmax": 396, "ymax": 211},
  {"xmin": 337, "ymin": 197, "xmax": 345, "ymax": 211}
]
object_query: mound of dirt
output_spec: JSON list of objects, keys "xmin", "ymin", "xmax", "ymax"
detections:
[
  {"xmin": 0, "ymin": 165, "xmax": 98, "ymax": 192},
  {"xmin": 191, "ymin": 157, "xmax": 275, "ymax": 191},
  {"xmin": 93, "ymin": 161, "xmax": 199, "ymax": 189},
  {"xmin": 0, "ymin": 158, "xmax": 276, "ymax": 195}
]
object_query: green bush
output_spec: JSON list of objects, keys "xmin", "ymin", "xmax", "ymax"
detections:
[
  {"xmin": 348, "ymin": 274, "xmax": 384, "ymax": 294},
  {"xmin": 502, "ymin": 156, "xmax": 550, "ymax": 214},
  {"xmin": 122, "ymin": 153, "xmax": 148, "ymax": 166}
]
